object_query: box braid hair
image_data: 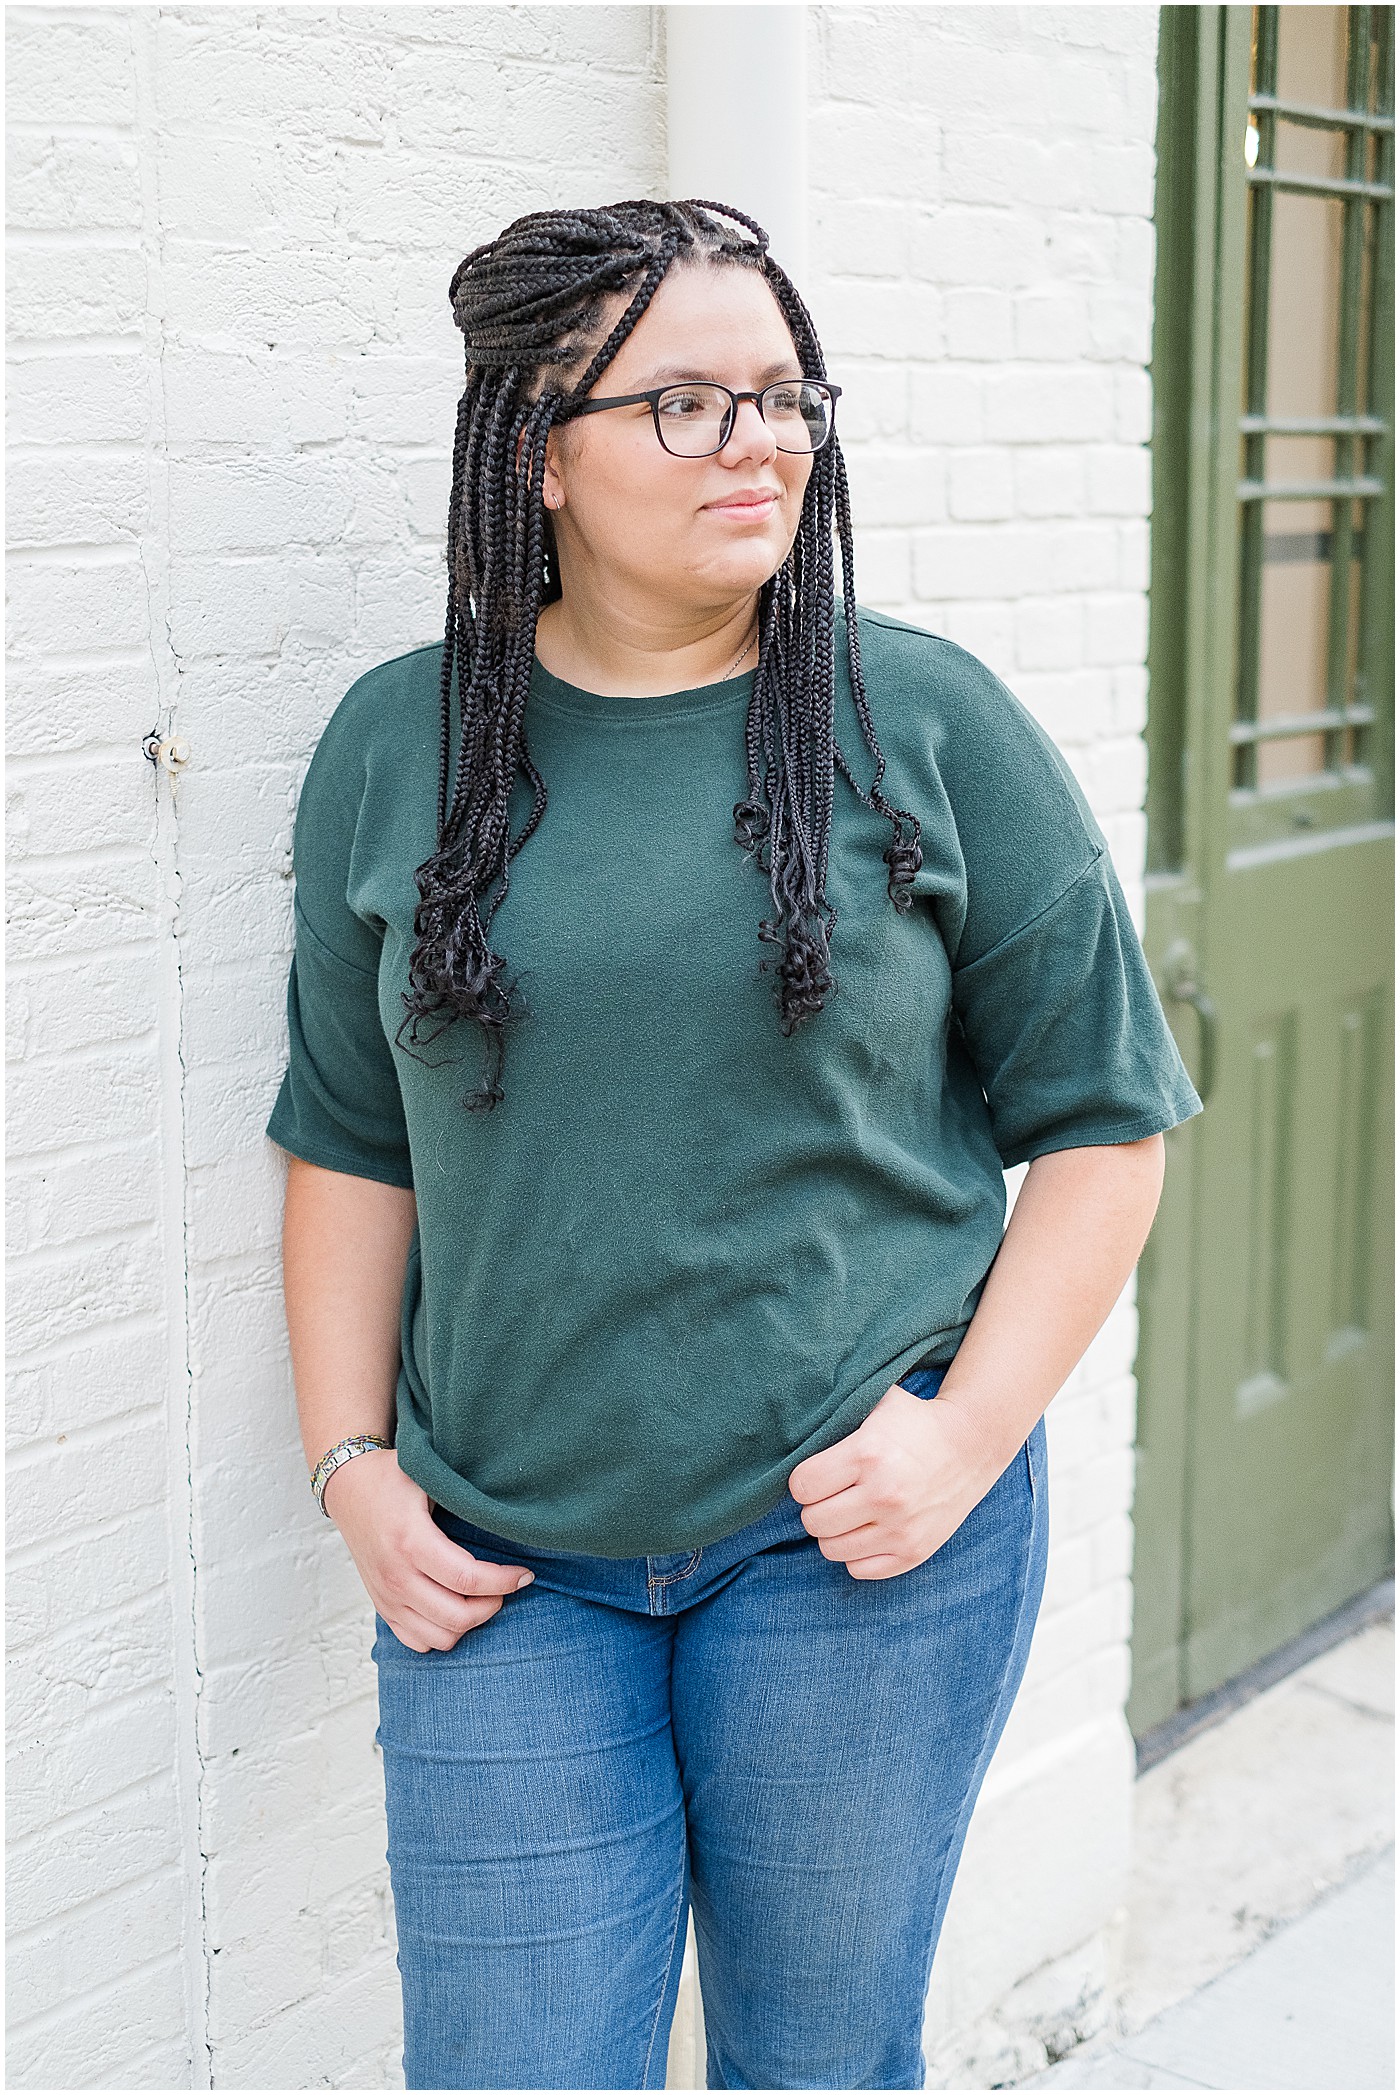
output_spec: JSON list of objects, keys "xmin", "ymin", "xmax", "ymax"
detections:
[{"xmin": 399, "ymin": 196, "xmax": 923, "ymax": 1109}]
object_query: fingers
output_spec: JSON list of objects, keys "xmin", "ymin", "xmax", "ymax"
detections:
[
  {"xmin": 386, "ymin": 1557, "xmax": 534, "ymax": 1650},
  {"xmin": 364, "ymin": 1491, "xmax": 540, "ymax": 1650},
  {"xmin": 378, "ymin": 1521, "xmax": 537, "ymax": 1650},
  {"xmin": 413, "ymin": 1515, "xmax": 534, "ymax": 1595},
  {"xmin": 814, "ymin": 1524, "xmax": 883, "ymax": 1563},
  {"xmin": 411, "ymin": 1555, "xmax": 532, "ymax": 1610},
  {"xmin": 797, "ymin": 1506, "xmax": 911, "ymax": 1578},
  {"xmin": 796, "ymin": 1486, "xmax": 878, "ymax": 1545},
  {"xmin": 384, "ymin": 1596, "xmax": 503, "ymax": 1653},
  {"xmin": 337, "ymin": 1474, "xmax": 541, "ymax": 1650},
  {"xmin": 844, "ymin": 1554, "xmax": 909, "ymax": 1580}
]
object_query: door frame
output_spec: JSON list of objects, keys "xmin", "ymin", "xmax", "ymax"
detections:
[{"xmin": 1131, "ymin": 3, "xmax": 1234, "ymax": 1736}]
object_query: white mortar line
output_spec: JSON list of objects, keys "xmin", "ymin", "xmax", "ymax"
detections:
[{"xmin": 130, "ymin": 7, "xmax": 212, "ymax": 2085}]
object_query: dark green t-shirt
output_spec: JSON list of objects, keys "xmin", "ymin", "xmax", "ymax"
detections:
[{"xmin": 266, "ymin": 605, "xmax": 1203, "ymax": 1555}]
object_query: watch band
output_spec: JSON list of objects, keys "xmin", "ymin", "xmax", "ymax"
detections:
[{"xmin": 311, "ymin": 1432, "xmax": 393, "ymax": 1517}]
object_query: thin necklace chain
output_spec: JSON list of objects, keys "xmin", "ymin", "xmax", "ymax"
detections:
[{"xmin": 721, "ymin": 615, "xmax": 759, "ymax": 680}]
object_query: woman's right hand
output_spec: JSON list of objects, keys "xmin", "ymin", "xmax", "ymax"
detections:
[{"xmin": 323, "ymin": 1448, "xmax": 535, "ymax": 1651}]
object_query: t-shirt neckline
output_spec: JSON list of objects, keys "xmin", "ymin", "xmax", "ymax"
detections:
[{"xmin": 528, "ymin": 652, "xmax": 757, "ymax": 723}]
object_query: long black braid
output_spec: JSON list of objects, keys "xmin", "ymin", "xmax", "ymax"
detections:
[{"xmin": 397, "ymin": 197, "xmax": 923, "ymax": 1109}]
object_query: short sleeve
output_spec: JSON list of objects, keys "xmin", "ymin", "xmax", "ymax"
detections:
[
  {"xmin": 950, "ymin": 846, "xmax": 1205, "ymax": 1169},
  {"xmin": 264, "ymin": 692, "xmax": 414, "ymax": 1189},
  {"xmin": 265, "ymin": 898, "xmax": 415, "ymax": 1188}
]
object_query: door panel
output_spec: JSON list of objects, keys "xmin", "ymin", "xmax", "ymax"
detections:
[
  {"xmin": 1132, "ymin": 4, "xmax": 1394, "ymax": 1734},
  {"xmin": 1186, "ymin": 838, "xmax": 1393, "ymax": 1695}
]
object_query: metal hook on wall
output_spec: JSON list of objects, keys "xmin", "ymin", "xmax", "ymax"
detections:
[{"xmin": 142, "ymin": 728, "xmax": 190, "ymax": 774}]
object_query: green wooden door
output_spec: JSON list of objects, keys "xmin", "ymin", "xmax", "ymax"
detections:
[{"xmin": 1131, "ymin": 3, "xmax": 1395, "ymax": 1733}]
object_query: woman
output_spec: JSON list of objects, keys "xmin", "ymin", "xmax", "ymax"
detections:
[{"xmin": 267, "ymin": 199, "xmax": 1203, "ymax": 2092}]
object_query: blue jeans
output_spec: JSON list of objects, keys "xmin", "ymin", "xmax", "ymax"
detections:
[{"xmin": 372, "ymin": 1362, "xmax": 1050, "ymax": 2090}]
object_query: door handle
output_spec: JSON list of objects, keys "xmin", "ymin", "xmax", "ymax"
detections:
[{"xmin": 1162, "ymin": 939, "xmax": 1217, "ymax": 1105}]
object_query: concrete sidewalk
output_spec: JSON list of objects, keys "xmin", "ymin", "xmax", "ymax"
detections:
[
  {"xmin": 1015, "ymin": 1609, "xmax": 1394, "ymax": 2092},
  {"xmin": 1019, "ymin": 1844, "xmax": 1393, "ymax": 2090}
]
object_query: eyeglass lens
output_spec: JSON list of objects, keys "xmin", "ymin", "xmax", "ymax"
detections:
[{"xmin": 655, "ymin": 382, "xmax": 834, "ymax": 457}]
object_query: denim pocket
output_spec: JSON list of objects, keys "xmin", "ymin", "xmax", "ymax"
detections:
[
  {"xmin": 1023, "ymin": 1411, "xmax": 1047, "ymax": 1502},
  {"xmin": 900, "ymin": 1360, "xmax": 949, "ymax": 1401}
]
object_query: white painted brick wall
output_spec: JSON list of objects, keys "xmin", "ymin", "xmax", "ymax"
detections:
[
  {"xmin": 6, "ymin": 3, "xmax": 200, "ymax": 2080},
  {"xmin": 6, "ymin": 5, "xmax": 1162, "ymax": 2088}
]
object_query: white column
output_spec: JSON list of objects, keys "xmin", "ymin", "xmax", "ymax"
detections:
[{"xmin": 665, "ymin": 3, "xmax": 809, "ymax": 286}]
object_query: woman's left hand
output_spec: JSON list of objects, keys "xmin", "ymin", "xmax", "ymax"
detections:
[{"xmin": 786, "ymin": 1381, "xmax": 1006, "ymax": 1579}]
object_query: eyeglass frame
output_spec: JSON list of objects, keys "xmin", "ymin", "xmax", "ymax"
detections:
[{"xmin": 560, "ymin": 378, "xmax": 843, "ymax": 457}]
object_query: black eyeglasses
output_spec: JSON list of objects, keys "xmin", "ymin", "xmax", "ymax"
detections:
[{"xmin": 564, "ymin": 379, "xmax": 842, "ymax": 458}]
